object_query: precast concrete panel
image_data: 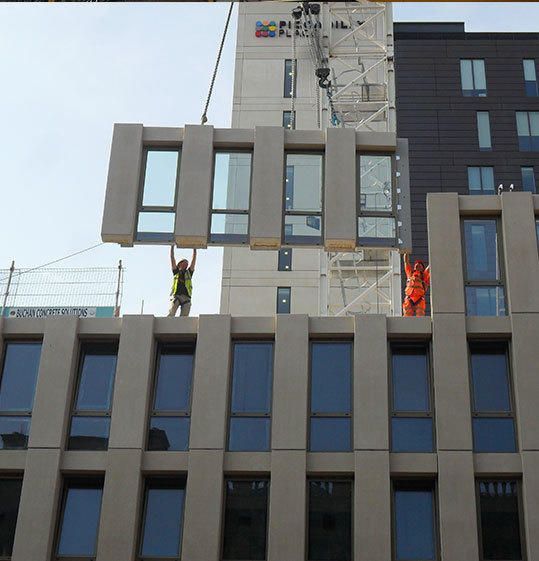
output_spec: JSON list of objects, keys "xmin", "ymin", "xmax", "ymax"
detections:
[
  {"xmin": 522, "ymin": 452, "xmax": 539, "ymax": 561},
  {"xmin": 101, "ymin": 123, "xmax": 143, "ymax": 246},
  {"xmin": 250, "ymin": 126, "xmax": 284, "ymax": 249}
]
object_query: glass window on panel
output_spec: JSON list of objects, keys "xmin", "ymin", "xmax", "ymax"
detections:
[
  {"xmin": 148, "ymin": 344, "xmax": 194, "ymax": 452},
  {"xmin": 228, "ymin": 342, "xmax": 273, "ymax": 452},
  {"xmin": 222, "ymin": 480, "xmax": 269, "ymax": 561},
  {"xmin": 276, "ymin": 287, "xmax": 291, "ymax": 314},
  {"xmin": 310, "ymin": 342, "xmax": 352, "ymax": 452},
  {"xmin": 516, "ymin": 111, "xmax": 539, "ymax": 151},
  {"xmin": 0, "ymin": 341, "xmax": 41, "ymax": 450},
  {"xmin": 284, "ymin": 154, "xmax": 323, "ymax": 245},
  {"xmin": 278, "ymin": 248, "xmax": 292, "ymax": 271},
  {"xmin": 390, "ymin": 345, "xmax": 434, "ymax": 453},
  {"xmin": 308, "ymin": 480, "xmax": 352, "ymax": 561},
  {"xmin": 478, "ymin": 480, "xmax": 524, "ymax": 561},
  {"xmin": 284, "ymin": 59, "xmax": 296, "ymax": 98},
  {"xmin": 139, "ymin": 479, "xmax": 186, "ymax": 560},
  {"xmin": 393, "ymin": 481, "xmax": 437, "ymax": 561},
  {"xmin": 477, "ymin": 111, "xmax": 492, "ymax": 151},
  {"xmin": 56, "ymin": 479, "xmax": 103, "ymax": 559},
  {"xmin": 210, "ymin": 152, "xmax": 252, "ymax": 243},
  {"xmin": 521, "ymin": 166, "xmax": 536, "ymax": 193},
  {"xmin": 461, "ymin": 59, "xmax": 487, "ymax": 96},
  {"xmin": 137, "ymin": 148, "xmax": 180, "ymax": 242},
  {"xmin": 523, "ymin": 59, "xmax": 538, "ymax": 97},
  {"xmin": 0, "ymin": 478, "xmax": 22, "ymax": 558},
  {"xmin": 463, "ymin": 219, "xmax": 506, "ymax": 316},
  {"xmin": 468, "ymin": 167, "xmax": 495, "ymax": 195},
  {"xmin": 68, "ymin": 343, "xmax": 117, "ymax": 451},
  {"xmin": 283, "ymin": 110, "xmax": 295, "ymax": 130},
  {"xmin": 470, "ymin": 343, "xmax": 516, "ymax": 453}
]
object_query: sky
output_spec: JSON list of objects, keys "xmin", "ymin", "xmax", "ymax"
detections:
[{"xmin": 1, "ymin": 2, "xmax": 538, "ymax": 317}]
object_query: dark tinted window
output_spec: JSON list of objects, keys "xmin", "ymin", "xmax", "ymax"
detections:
[
  {"xmin": 394, "ymin": 483, "xmax": 436, "ymax": 560},
  {"xmin": 222, "ymin": 480, "xmax": 268, "ymax": 561},
  {"xmin": 0, "ymin": 342, "xmax": 41, "ymax": 412},
  {"xmin": 283, "ymin": 111, "xmax": 295, "ymax": 130},
  {"xmin": 468, "ymin": 167, "xmax": 495, "ymax": 195},
  {"xmin": 479, "ymin": 480, "xmax": 523, "ymax": 560},
  {"xmin": 57, "ymin": 481, "xmax": 103, "ymax": 557},
  {"xmin": 278, "ymin": 248, "xmax": 292, "ymax": 271},
  {"xmin": 521, "ymin": 166, "xmax": 536, "ymax": 193},
  {"xmin": 0, "ymin": 478, "xmax": 22, "ymax": 557},
  {"xmin": 308, "ymin": 480, "xmax": 352, "ymax": 561},
  {"xmin": 277, "ymin": 287, "xmax": 291, "ymax": 314},
  {"xmin": 391, "ymin": 417, "xmax": 433, "ymax": 453},
  {"xmin": 148, "ymin": 345, "xmax": 194, "ymax": 452},
  {"xmin": 523, "ymin": 59, "xmax": 538, "ymax": 97},
  {"xmin": 461, "ymin": 59, "xmax": 487, "ymax": 96},
  {"xmin": 0, "ymin": 416, "xmax": 30, "ymax": 450},
  {"xmin": 464, "ymin": 220, "xmax": 499, "ymax": 281},
  {"xmin": 516, "ymin": 111, "xmax": 539, "ymax": 151},
  {"xmin": 229, "ymin": 343, "xmax": 273, "ymax": 452},
  {"xmin": 284, "ymin": 59, "xmax": 296, "ymax": 98},
  {"xmin": 140, "ymin": 480, "xmax": 186, "ymax": 558}
]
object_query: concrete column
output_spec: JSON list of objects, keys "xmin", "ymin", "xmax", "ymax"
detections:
[
  {"xmin": 354, "ymin": 315, "xmax": 388, "ymax": 450},
  {"xmin": 355, "ymin": 451, "xmax": 391, "ymax": 561},
  {"xmin": 96, "ymin": 449, "xmax": 143, "ymax": 561},
  {"xmin": 101, "ymin": 123, "xmax": 143, "ymax": 246},
  {"xmin": 438, "ymin": 452, "xmax": 480, "ymax": 561},
  {"xmin": 432, "ymin": 315, "xmax": 473, "ymax": 450},
  {"xmin": 501, "ymin": 192, "xmax": 539, "ymax": 314},
  {"xmin": 510, "ymin": 314, "xmax": 539, "ymax": 451},
  {"xmin": 11, "ymin": 449, "xmax": 62, "ymax": 561},
  {"xmin": 176, "ymin": 124, "xmax": 214, "ymax": 248},
  {"xmin": 189, "ymin": 315, "xmax": 232, "ymax": 450},
  {"xmin": 427, "ymin": 193, "xmax": 465, "ymax": 314},
  {"xmin": 272, "ymin": 315, "xmax": 309, "ymax": 450},
  {"xmin": 182, "ymin": 450, "xmax": 225, "ymax": 561},
  {"xmin": 108, "ymin": 315, "xmax": 155, "ymax": 450},
  {"xmin": 521, "ymin": 452, "xmax": 539, "ymax": 561},
  {"xmin": 250, "ymin": 126, "xmax": 284, "ymax": 250},
  {"xmin": 28, "ymin": 316, "xmax": 78, "ymax": 449},
  {"xmin": 267, "ymin": 451, "xmax": 306, "ymax": 561},
  {"xmin": 324, "ymin": 127, "xmax": 356, "ymax": 252}
]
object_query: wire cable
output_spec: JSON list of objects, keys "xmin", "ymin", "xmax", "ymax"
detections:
[{"xmin": 201, "ymin": 1, "xmax": 235, "ymax": 125}]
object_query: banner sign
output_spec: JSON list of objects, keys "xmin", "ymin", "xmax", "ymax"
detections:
[{"xmin": 2, "ymin": 306, "xmax": 116, "ymax": 319}]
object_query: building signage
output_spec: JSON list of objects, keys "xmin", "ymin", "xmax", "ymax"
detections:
[
  {"xmin": 2, "ymin": 306, "xmax": 116, "ymax": 318},
  {"xmin": 255, "ymin": 19, "xmax": 362, "ymax": 38}
]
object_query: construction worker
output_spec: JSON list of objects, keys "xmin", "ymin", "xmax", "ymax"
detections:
[
  {"xmin": 403, "ymin": 253, "xmax": 430, "ymax": 317},
  {"xmin": 168, "ymin": 245, "xmax": 196, "ymax": 317}
]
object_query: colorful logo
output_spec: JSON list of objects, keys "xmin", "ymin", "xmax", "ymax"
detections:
[{"xmin": 255, "ymin": 20, "xmax": 277, "ymax": 38}]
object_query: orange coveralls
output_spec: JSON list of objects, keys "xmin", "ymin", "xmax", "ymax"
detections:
[{"xmin": 403, "ymin": 264, "xmax": 430, "ymax": 317}]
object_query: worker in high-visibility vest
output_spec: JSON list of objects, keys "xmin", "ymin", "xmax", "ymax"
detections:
[
  {"xmin": 403, "ymin": 253, "xmax": 430, "ymax": 317},
  {"xmin": 168, "ymin": 245, "xmax": 196, "ymax": 317}
]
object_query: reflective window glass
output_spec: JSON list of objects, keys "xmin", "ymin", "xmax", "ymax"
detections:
[
  {"xmin": 523, "ymin": 59, "xmax": 538, "ymax": 97},
  {"xmin": 461, "ymin": 59, "xmax": 487, "ymax": 96},
  {"xmin": 231, "ymin": 344, "xmax": 273, "ymax": 413},
  {"xmin": 148, "ymin": 417, "xmax": 190, "ymax": 451},
  {"xmin": 394, "ymin": 486, "xmax": 435, "ymax": 560},
  {"xmin": 141, "ymin": 150, "xmax": 179, "ymax": 207},
  {"xmin": 308, "ymin": 480, "xmax": 352, "ymax": 561},
  {"xmin": 75, "ymin": 347, "xmax": 117, "ymax": 411},
  {"xmin": 311, "ymin": 343, "xmax": 352, "ymax": 413},
  {"xmin": 468, "ymin": 167, "xmax": 495, "ymax": 195},
  {"xmin": 464, "ymin": 220, "xmax": 499, "ymax": 281},
  {"xmin": 521, "ymin": 167, "xmax": 536, "ymax": 193},
  {"xmin": 68, "ymin": 417, "xmax": 110, "ymax": 451},
  {"xmin": 0, "ymin": 479, "xmax": 22, "ymax": 557},
  {"xmin": 391, "ymin": 417, "xmax": 433, "ymax": 453},
  {"xmin": 0, "ymin": 416, "xmax": 30, "ymax": 450},
  {"xmin": 359, "ymin": 155, "xmax": 392, "ymax": 211},
  {"xmin": 466, "ymin": 286, "xmax": 506, "ymax": 316},
  {"xmin": 136, "ymin": 212, "xmax": 175, "ymax": 242},
  {"xmin": 479, "ymin": 480, "xmax": 523, "ymax": 560},
  {"xmin": 154, "ymin": 350, "xmax": 193, "ymax": 412},
  {"xmin": 229, "ymin": 418, "xmax": 270, "ymax": 452},
  {"xmin": 140, "ymin": 481, "xmax": 185, "ymax": 558},
  {"xmin": 57, "ymin": 482, "xmax": 103, "ymax": 556},
  {"xmin": 284, "ymin": 214, "xmax": 322, "ymax": 244},
  {"xmin": 471, "ymin": 350, "xmax": 511, "ymax": 412},
  {"xmin": 477, "ymin": 111, "xmax": 492, "ymax": 150},
  {"xmin": 0, "ymin": 342, "xmax": 41, "ymax": 412},
  {"xmin": 310, "ymin": 418, "xmax": 351, "ymax": 452},
  {"xmin": 358, "ymin": 216, "xmax": 396, "ymax": 240},
  {"xmin": 276, "ymin": 287, "xmax": 291, "ymax": 314},
  {"xmin": 212, "ymin": 153, "xmax": 251, "ymax": 211},
  {"xmin": 223, "ymin": 480, "xmax": 268, "ymax": 561},
  {"xmin": 210, "ymin": 213, "xmax": 248, "ymax": 239},
  {"xmin": 285, "ymin": 154, "xmax": 323, "ymax": 212},
  {"xmin": 516, "ymin": 111, "xmax": 539, "ymax": 151},
  {"xmin": 392, "ymin": 350, "xmax": 429, "ymax": 411},
  {"xmin": 473, "ymin": 418, "xmax": 516, "ymax": 453}
]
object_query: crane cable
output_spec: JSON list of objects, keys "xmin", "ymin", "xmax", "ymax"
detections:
[{"xmin": 201, "ymin": 1, "xmax": 235, "ymax": 125}]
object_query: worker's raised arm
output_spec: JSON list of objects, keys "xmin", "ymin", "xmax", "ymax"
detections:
[
  {"xmin": 403, "ymin": 253, "xmax": 412, "ymax": 277},
  {"xmin": 170, "ymin": 244, "xmax": 177, "ymax": 271},
  {"xmin": 190, "ymin": 249, "xmax": 197, "ymax": 272}
]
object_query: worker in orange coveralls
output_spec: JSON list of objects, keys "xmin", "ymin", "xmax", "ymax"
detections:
[{"xmin": 403, "ymin": 254, "xmax": 430, "ymax": 317}]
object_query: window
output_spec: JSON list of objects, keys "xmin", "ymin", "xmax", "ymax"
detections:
[
  {"xmin": 222, "ymin": 480, "xmax": 269, "ymax": 561},
  {"xmin": 521, "ymin": 166, "xmax": 536, "ymax": 193},
  {"xmin": 210, "ymin": 152, "xmax": 252, "ymax": 243},
  {"xmin": 0, "ymin": 478, "xmax": 22, "ymax": 557},
  {"xmin": 393, "ymin": 481, "xmax": 437, "ymax": 561},
  {"xmin": 148, "ymin": 344, "xmax": 194, "ymax": 451},
  {"xmin": 477, "ymin": 112, "xmax": 492, "ymax": 151},
  {"xmin": 468, "ymin": 167, "xmax": 495, "ymax": 195},
  {"xmin": 284, "ymin": 154, "xmax": 323, "ymax": 244},
  {"xmin": 478, "ymin": 480, "xmax": 524, "ymax": 560},
  {"xmin": 68, "ymin": 343, "xmax": 117, "ymax": 451},
  {"xmin": 390, "ymin": 345, "xmax": 434, "ymax": 453},
  {"xmin": 228, "ymin": 343, "xmax": 273, "ymax": 452},
  {"xmin": 308, "ymin": 480, "xmax": 352, "ymax": 561},
  {"xmin": 461, "ymin": 59, "xmax": 487, "ymax": 96},
  {"xmin": 0, "ymin": 341, "xmax": 41, "ymax": 450},
  {"xmin": 276, "ymin": 287, "xmax": 291, "ymax": 314},
  {"xmin": 284, "ymin": 59, "xmax": 296, "ymax": 98},
  {"xmin": 137, "ymin": 148, "xmax": 180, "ymax": 242},
  {"xmin": 516, "ymin": 111, "xmax": 539, "ymax": 151},
  {"xmin": 310, "ymin": 342, "xmax": 352, "ymax": 452},
  {"xmin": 470, "ymin": 344, "xmax": 516, "ymax": 453},
  {"xmin": 463, "ymin": 219, "xmax": 506, "ymax": 316},
  {"xmin": 523, "ymin": 59, "xmax": 538, "ymax": 97},
  {"xmin": 56, "ymin": 479, "xmax": 103, "ymax": 559},
  {"xmin": 283, "ymin": 110, "xmax": 296, "ymax": 130},
  {"xmin": 278, "ymin": 248, "xmax": 292, "ymax": 271},
  {"xmin": 139, "ymin": 479, "xmax": 186, "ymax": 559}
]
